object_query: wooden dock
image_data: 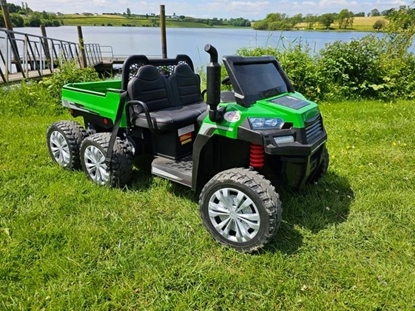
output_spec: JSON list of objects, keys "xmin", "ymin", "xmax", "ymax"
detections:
[
  {"xmin": 0, "ymin": 69, "xmax": 55, "ymax": 83},
  {"xmin": 0, "ymin": 28, "xmax": 119, "ymax": 84},
  {"xmin": 0, "ymin": 57, "xmax": 126, "ymax": 84}
]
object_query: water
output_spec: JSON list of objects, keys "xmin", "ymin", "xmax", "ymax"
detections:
[{"xmin": 9, "ymin": 26, "xmax": 374, "ymax": 69}]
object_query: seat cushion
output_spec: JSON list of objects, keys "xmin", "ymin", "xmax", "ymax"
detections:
[{"xmin": 135, "ymin": 102, "xmax": 207, "ymax": 131}]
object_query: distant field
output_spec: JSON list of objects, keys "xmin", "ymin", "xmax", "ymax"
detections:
[
  {"xmin": 296, "ymin": 16, "xmax": 388, "ymax": 31},
  {"xmin": 62, "ymin": 14, "xmax": 387, "ymax": 31},
  {"xmin": 62, "ymin": 15, "xmax": 226, "ymax": 28}
]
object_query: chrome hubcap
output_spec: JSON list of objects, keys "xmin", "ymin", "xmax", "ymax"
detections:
[
  {"xmin": 83, "ymin": 145, "xmax": 110, "ymax": 185},
  {"xmin": 208, "ymin": 188, "xmax": 260, "ymax": 243},
  {"xmin": 49, "ymin": 131, "xmax": 70, "ymax": 167}
]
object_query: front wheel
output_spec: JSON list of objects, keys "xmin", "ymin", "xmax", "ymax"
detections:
[{"xmin": 199, "ymin": 168, "xmax": 282, "ymax": 253}]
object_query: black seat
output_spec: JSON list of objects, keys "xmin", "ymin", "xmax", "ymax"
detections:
[{"xmin": 128, "ymin": 64, "xmax": 206, "ymax": 132}]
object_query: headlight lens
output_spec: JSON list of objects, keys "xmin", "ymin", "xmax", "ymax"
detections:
[
  {"xmin": 248, "ymin": 118, "xmax": 284, "ymax": 130},
  {"xmin": 273, "ymin": 136, "xmax": 295, "ymax": 144}
]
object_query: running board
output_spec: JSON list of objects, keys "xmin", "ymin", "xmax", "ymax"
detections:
[{"xmin": 151, "ymin": 156, "xmax": 193, "ymax": 187}]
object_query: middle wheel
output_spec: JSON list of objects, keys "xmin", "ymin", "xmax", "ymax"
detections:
[{"xmin": 80, "ymin": 133, "xmax": 133, "ymax": 187}]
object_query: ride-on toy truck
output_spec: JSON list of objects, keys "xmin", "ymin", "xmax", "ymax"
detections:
[{"xmin": 47, "ymin": 44, "xmax": 328, "ymax": 252}]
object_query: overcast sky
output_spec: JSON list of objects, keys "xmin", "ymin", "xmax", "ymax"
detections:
[{"xmin": 7, "ymin": 0, "xmax": 413, "ymax": 19}]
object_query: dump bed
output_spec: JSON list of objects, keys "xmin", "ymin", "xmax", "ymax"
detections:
[{"xmin": 62, "ymin": 79, "xmax": 124, "ymax": 125}]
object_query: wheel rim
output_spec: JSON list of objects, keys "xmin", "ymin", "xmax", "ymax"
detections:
[
  {"xmin": 49, "ymin": 131, "xmax": 70, "ymax": 167},
  {"xmin": 83, "ymin": 145, "xmax": 110, "ymax": 185},
  {"xmin": 208, "ymin": 187, "xmax": 260, "ymax": 243}
]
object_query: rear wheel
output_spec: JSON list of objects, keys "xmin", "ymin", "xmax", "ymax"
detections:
[
  {"xmin": 46, "ymin": 120, "xmax": 86, "ymax": 170},
  {"xmin": 80, "ymin": 133, "xmax": 133, "ymax": 187},
  {"xmin": 199, "ymin": 168, "xmax": 281, "ymax": 253}
]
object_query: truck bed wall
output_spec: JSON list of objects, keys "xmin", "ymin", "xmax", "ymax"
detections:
[{"xmin": 61, "ymin": 79, "xmax": 127, "ymax": 127}]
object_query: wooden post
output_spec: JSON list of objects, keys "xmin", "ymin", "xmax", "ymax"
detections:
[
  {"xmin": 1, "ymin": 0, "xmax": 13, "ymax": 31},
  {"xmin": 160, "ymin": 5, "xmax": 167, "ymax": 58},
  {"xmin": 1, "ymin": 0, "xmax": 23, "ymax": 73},
  {"xmin": 77, "ymin": 26, "xmax": 88, "ymax": 68},
  {"xmin": 40, "ymin": 25, "xmax": 51, "ymax": 69}
]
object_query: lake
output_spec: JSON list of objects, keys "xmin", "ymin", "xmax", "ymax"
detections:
[{"xmin": 10, "ymin": 26, "xmax": 375, "ymax": 69}]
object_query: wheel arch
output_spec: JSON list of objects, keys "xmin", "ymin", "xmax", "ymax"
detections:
[{"xmin": 191, "ymin": 133, "xmax": 252, "ymax": 191}]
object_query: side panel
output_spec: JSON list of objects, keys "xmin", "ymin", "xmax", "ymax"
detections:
[{"xmin": 61, "ymin": 80, "xmax": 129, "ymax": 128}]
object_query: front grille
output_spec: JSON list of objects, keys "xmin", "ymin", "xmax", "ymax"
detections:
[{"xmin": 305, "ymin": 114, "xmax": 323, "ymax": 143}]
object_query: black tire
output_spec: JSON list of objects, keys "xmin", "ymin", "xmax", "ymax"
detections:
[
  {"xmin": 308, "ymin": 146, "xmax": 329, "ymax": 184},
  {"xmin": 199, "ymin": 168, "xmax": 282, "ymax": 253},
  {"xmin": 80, "ymin": 133, "xmax": 133, "ymax": 187},
  {"xmin": 46, "ymin": 120, "xmax": 87, "ymax": 170}
]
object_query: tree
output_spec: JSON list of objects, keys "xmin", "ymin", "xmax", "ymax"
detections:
[
  {"xmin": 319, "ymin": 13, "xmax": 334, "ymax": 29},
  {"xmin": 24, "ymin": 14, "xmax": 41, "ymax": 27},
  {"xmin": 370, "ymin": 8, "xmax": 381, "ymax": 17},
  {"xmin": 126, "ymin": 8, "xmax": 131, "ymax": 17},
  {"xmin": 252, "ymin": 19, "xmax": 268, "ymax": 30},
  {"xmin": 337, "ymin": 9, "xmax": 354, "ymax": 29},
  {"xmin": 7, "ymin": 3, "xmax": 21, "ymax": 13},
  {"xmin": 304, "ymin": 14, "xmax": 316, "ymax": 29},
  {"xmin": 290, "ymin": 13, "xmax": 303, "ymax": 28},
  {"xmin": 373, "ymin": 19, "xmax": 386, "ymax": 31},
  {"xmin": 354, "ymin": 12, "xmax": 365, "ymax": 17},
  {"xmin": 10, "ymin": 13, "xmax": 24, "ymax": 27},
  {"xmin": 382, "ymin": 9, "xmax": 395, "ymax": 17}
]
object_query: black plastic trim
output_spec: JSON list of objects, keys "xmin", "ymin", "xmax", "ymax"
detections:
[{"xmin": 191, "ymin": 134, "xmax": 212, "ymax": 190}]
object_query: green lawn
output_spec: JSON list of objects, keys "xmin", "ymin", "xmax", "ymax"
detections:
[{"xmin": 0, "ymin": 99, "xmax": 414, "ymax": 310}]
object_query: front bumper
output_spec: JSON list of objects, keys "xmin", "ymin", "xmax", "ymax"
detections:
[{"xmin": 264, "ymin": 132, "xmax": 327, "ymax": 188}]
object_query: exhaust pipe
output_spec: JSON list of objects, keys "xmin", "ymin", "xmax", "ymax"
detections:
[{"xmin": 205, "ymin": 44, "xmax": 226, "ymax": 122}]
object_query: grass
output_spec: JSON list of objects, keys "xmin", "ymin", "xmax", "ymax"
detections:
[
  {"xmin": 62, "ymin": 15, "xmax": 232, "ymax": 28},
  {"xmin": 0, "ymin": 86, "xmax": 414, "ymax": 310}
]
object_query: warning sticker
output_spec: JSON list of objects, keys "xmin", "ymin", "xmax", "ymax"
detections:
[
  {"xmin": 224, "ymin": 111, "xmax": 241, "ymax": 123},
  {"xmin": 179, "ymin": 133, "xmax": 192, "ymax": 145}
]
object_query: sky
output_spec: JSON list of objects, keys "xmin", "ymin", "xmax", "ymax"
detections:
[{"xmin": 7, "ymin": 0, "xmax": 413, "ymax": 19}]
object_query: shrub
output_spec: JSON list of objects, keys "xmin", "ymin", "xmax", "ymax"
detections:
[
  {"xmin": 1, "ymin": 62, "xmax": 101, "ymax": 117},
  {"xmin": 317, "ymin": 35, "xmax": 386, "ymax": 100},
  {"xmin": 373, "ymin": 19, "xmax": 386, "ymax": 30},
  {"xmin": 40, "ymin": 60, "xmax": 100, "ymax": 105},
  {"xmin": 236, "ymin": 31, "xmax": 415, "ymax": 102}
]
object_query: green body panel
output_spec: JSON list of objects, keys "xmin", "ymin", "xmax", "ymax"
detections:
[
  {"xmin": 61, "ymin": 80, "xmax": 130, "ymax": 128},
  {"xmin": 200, "ymin": 92, "xmax": 320, "ymax": 138},
  {"xmin": 62, "ymin": 80, "xmax": 320, "ymax": 137}
]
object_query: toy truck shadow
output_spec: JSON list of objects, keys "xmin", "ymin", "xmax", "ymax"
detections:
[{"xmin": 47, "ymin": 44, "xmax": 333, "ymax": 253}]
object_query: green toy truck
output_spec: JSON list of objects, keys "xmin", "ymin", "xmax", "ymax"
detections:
[{"xmin": 47, "ymin": 44, "xmax": 329, "ymax": 252}]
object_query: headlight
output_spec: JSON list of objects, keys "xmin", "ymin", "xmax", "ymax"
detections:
[
  {"xmin": 248, "ymin": 118, "xmax": 284, "ymax": 130},
  {"xmin": 273, "ymin": 136, "xmax": 295, "ymax": 144}
]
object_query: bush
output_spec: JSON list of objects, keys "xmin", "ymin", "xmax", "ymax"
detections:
[
  {"xmin": 317, "ymin": 35, "xmax": 386, "ymax": 100},
  {"xmin": 40, "ymin": 60, "xmax": 100, "ymax": 105},
  {"xmin": 237, "ymin": 32, "xmax": 415, "ymax": 102},
  {"xmin": 0, "ymin": 62, "xmax": 101, "ymax": 117}
]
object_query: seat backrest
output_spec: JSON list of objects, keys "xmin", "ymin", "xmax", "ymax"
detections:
[
  {"xmin": 127, "ymin": 65, "xmax": 174, "ymax": 112},
  {"xmin": 169, "ymin": 63, "xmax": 203, "ymax": 106}
]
